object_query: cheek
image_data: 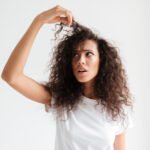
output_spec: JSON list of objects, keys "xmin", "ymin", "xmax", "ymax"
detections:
[{"xmin": 89, "ymin": 57, "xmax": 100, "ymax": 69}]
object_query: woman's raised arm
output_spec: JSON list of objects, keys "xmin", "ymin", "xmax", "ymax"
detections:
[{"xmin": 1, "ymin": 5, "xmax": 74, "ymax": 104}]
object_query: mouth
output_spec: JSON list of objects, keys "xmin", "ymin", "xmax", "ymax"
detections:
[
  {"xmin": 78, "ymin": 70, "xmax": 87, "ymax": 72},
  {"xmin": 77, "ymin": 69, "xmax": 88, "ymax": 74}
]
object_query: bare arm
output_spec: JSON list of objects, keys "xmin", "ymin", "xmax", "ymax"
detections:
[
  {"xmin": 114, "ymin": 132, "xmax": 126, "ymax": 150},
  {"xmin": 1, "ymin": 17, "xmax": 42, "ymax": 81},
  {"xmin": 1, "ymin": 5, "xmax": 74, "ymax": 104}
]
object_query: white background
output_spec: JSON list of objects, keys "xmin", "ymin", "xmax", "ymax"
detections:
[{"xmin": 0, "ymin": 0, "xmax": 150, "ymax": 150}]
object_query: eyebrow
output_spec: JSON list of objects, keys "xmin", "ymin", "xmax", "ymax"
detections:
[{"xmin": 74, "ymin": 49, "xmax": 94, "ymax": 53}]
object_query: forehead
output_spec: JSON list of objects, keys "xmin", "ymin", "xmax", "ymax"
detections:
[{"xmin": 75, "ymin": 40, "xmax": 98, "ymax": 52}]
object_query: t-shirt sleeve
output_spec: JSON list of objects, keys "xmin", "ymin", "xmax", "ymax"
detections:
[
  {"xmin": 115, "ymin": 107, "xmax": 134, "ymax": 135},
  {"xmin": 44, "ymin": 96, "xmax": 55, "ymax": 113}
]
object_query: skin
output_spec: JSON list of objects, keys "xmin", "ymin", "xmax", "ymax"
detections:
[
  {"xmin": 1, "ymin": 5, "xmax": 74, "ymax": 103},
  {"xmin": 1, "ymin": 5, "xmax": 126, "ymax": 150},
  {"xmin": 114, "ymin": 132, "xmax": 126, "ymax": 150},
  {"xmin": 72, "ymin": 39, "xmax": 100, "ymax": 99}
]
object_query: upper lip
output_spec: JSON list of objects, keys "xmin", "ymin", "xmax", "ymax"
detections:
[{"xmin": 77, "ymin": 67, "xmax": 87, "ymax": 72}]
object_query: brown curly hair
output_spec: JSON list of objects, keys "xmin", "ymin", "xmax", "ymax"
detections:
[{"xmin": 43, "ymin": 21, "xmax": 133, "ymax": 121}]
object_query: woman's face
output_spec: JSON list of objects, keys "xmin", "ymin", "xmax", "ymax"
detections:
[{"xmin": 72, "ymin": 39, "xmax": 100, "ymax": 84}]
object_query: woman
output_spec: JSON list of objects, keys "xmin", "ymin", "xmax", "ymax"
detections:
[{"xmin": 1, "ymin": 5, "xmax": 133, "ymax": 150}]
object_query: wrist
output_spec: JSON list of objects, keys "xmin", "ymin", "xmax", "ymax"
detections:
[{"xmin": 34, "ymin": 14, "xmax": 45, "ymax": 27}]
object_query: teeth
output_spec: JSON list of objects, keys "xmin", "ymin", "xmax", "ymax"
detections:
[
  {"xmin": 78, "ymin": 68, "xmax": 87, "ymax": 72},
  {"xmin": 79, "ymin": 70, "xmax": 86, "ymax": 72}
]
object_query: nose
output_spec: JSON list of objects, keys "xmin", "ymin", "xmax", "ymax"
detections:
[{"xmin": 78, "ymin": 55, "xmax": 86, "ymax": 65}]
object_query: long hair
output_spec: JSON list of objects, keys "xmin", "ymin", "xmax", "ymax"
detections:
[{"xmin": 43, "ymin": 21, "xmax": 133, "ymax": 121}]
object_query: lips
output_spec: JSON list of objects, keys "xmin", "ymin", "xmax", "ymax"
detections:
[
  {"xmin": 77, "ymin": 67, "xmax": 87, "ymax": 72},
  {"xmin": 78, "ymin": 70, "xmax": 87, "ymax": 72}
]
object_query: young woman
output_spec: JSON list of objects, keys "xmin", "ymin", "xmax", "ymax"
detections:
[{"xmin": 1, "ymin": 5, "xmax": 133, "ymax": 150}]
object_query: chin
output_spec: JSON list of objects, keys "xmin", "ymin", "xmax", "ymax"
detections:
[{"xmin": 76, "ymin": 77, "xmax": 94, "ymax": 83}]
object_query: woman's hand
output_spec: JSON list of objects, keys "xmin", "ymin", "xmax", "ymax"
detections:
[{"xmin": 36, "ymin": 5, "xmax": 74, "ymax": 26}]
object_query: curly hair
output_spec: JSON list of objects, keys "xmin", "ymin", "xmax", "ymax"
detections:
[{"xmin": 43, "ymin": 21, "xmax": 133, "ymax": 121}]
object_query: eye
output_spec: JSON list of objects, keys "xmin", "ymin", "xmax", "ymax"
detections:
[
  {"xmin": 86, "ymin": 52, "xmax": 93, "ymax": 56},
  {"xmin": 72, "ymin": 53, "xmax": 79, "ymax": 58}
]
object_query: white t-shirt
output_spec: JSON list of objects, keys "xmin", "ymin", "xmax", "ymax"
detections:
[{"xmin": 45, "ymin": 95, "xmax": 133, "ymax": 150}]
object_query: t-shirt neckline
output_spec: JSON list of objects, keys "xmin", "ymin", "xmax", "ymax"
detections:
[{"xmin": 81, "ymin": 95, "xmax": 98, "ymax": 104}]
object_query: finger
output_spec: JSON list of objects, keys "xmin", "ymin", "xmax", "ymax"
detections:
[
  {"xmin": 58, "ymin": 10, "xmax": 73, "ymax": 26},
  {"xmin": 60, "ymin": 17, "xmax": 68, "ymax": 25},
  {"xmin": 72, "ymin": 15, "xmax": 75, "ymax": 21},
  {"xmin": 66, "ymin": 11, "xmax": 72, "ymax": 26}
]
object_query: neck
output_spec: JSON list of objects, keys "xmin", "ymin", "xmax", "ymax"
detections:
[{"xmin": 82, "ymin": 81, "xmax": 96, "ymax": 99}]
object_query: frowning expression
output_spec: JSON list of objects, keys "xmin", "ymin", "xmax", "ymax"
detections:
[{"xmin": 72, "ymin": 40, "xmax": 100, "ymax": 84}]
